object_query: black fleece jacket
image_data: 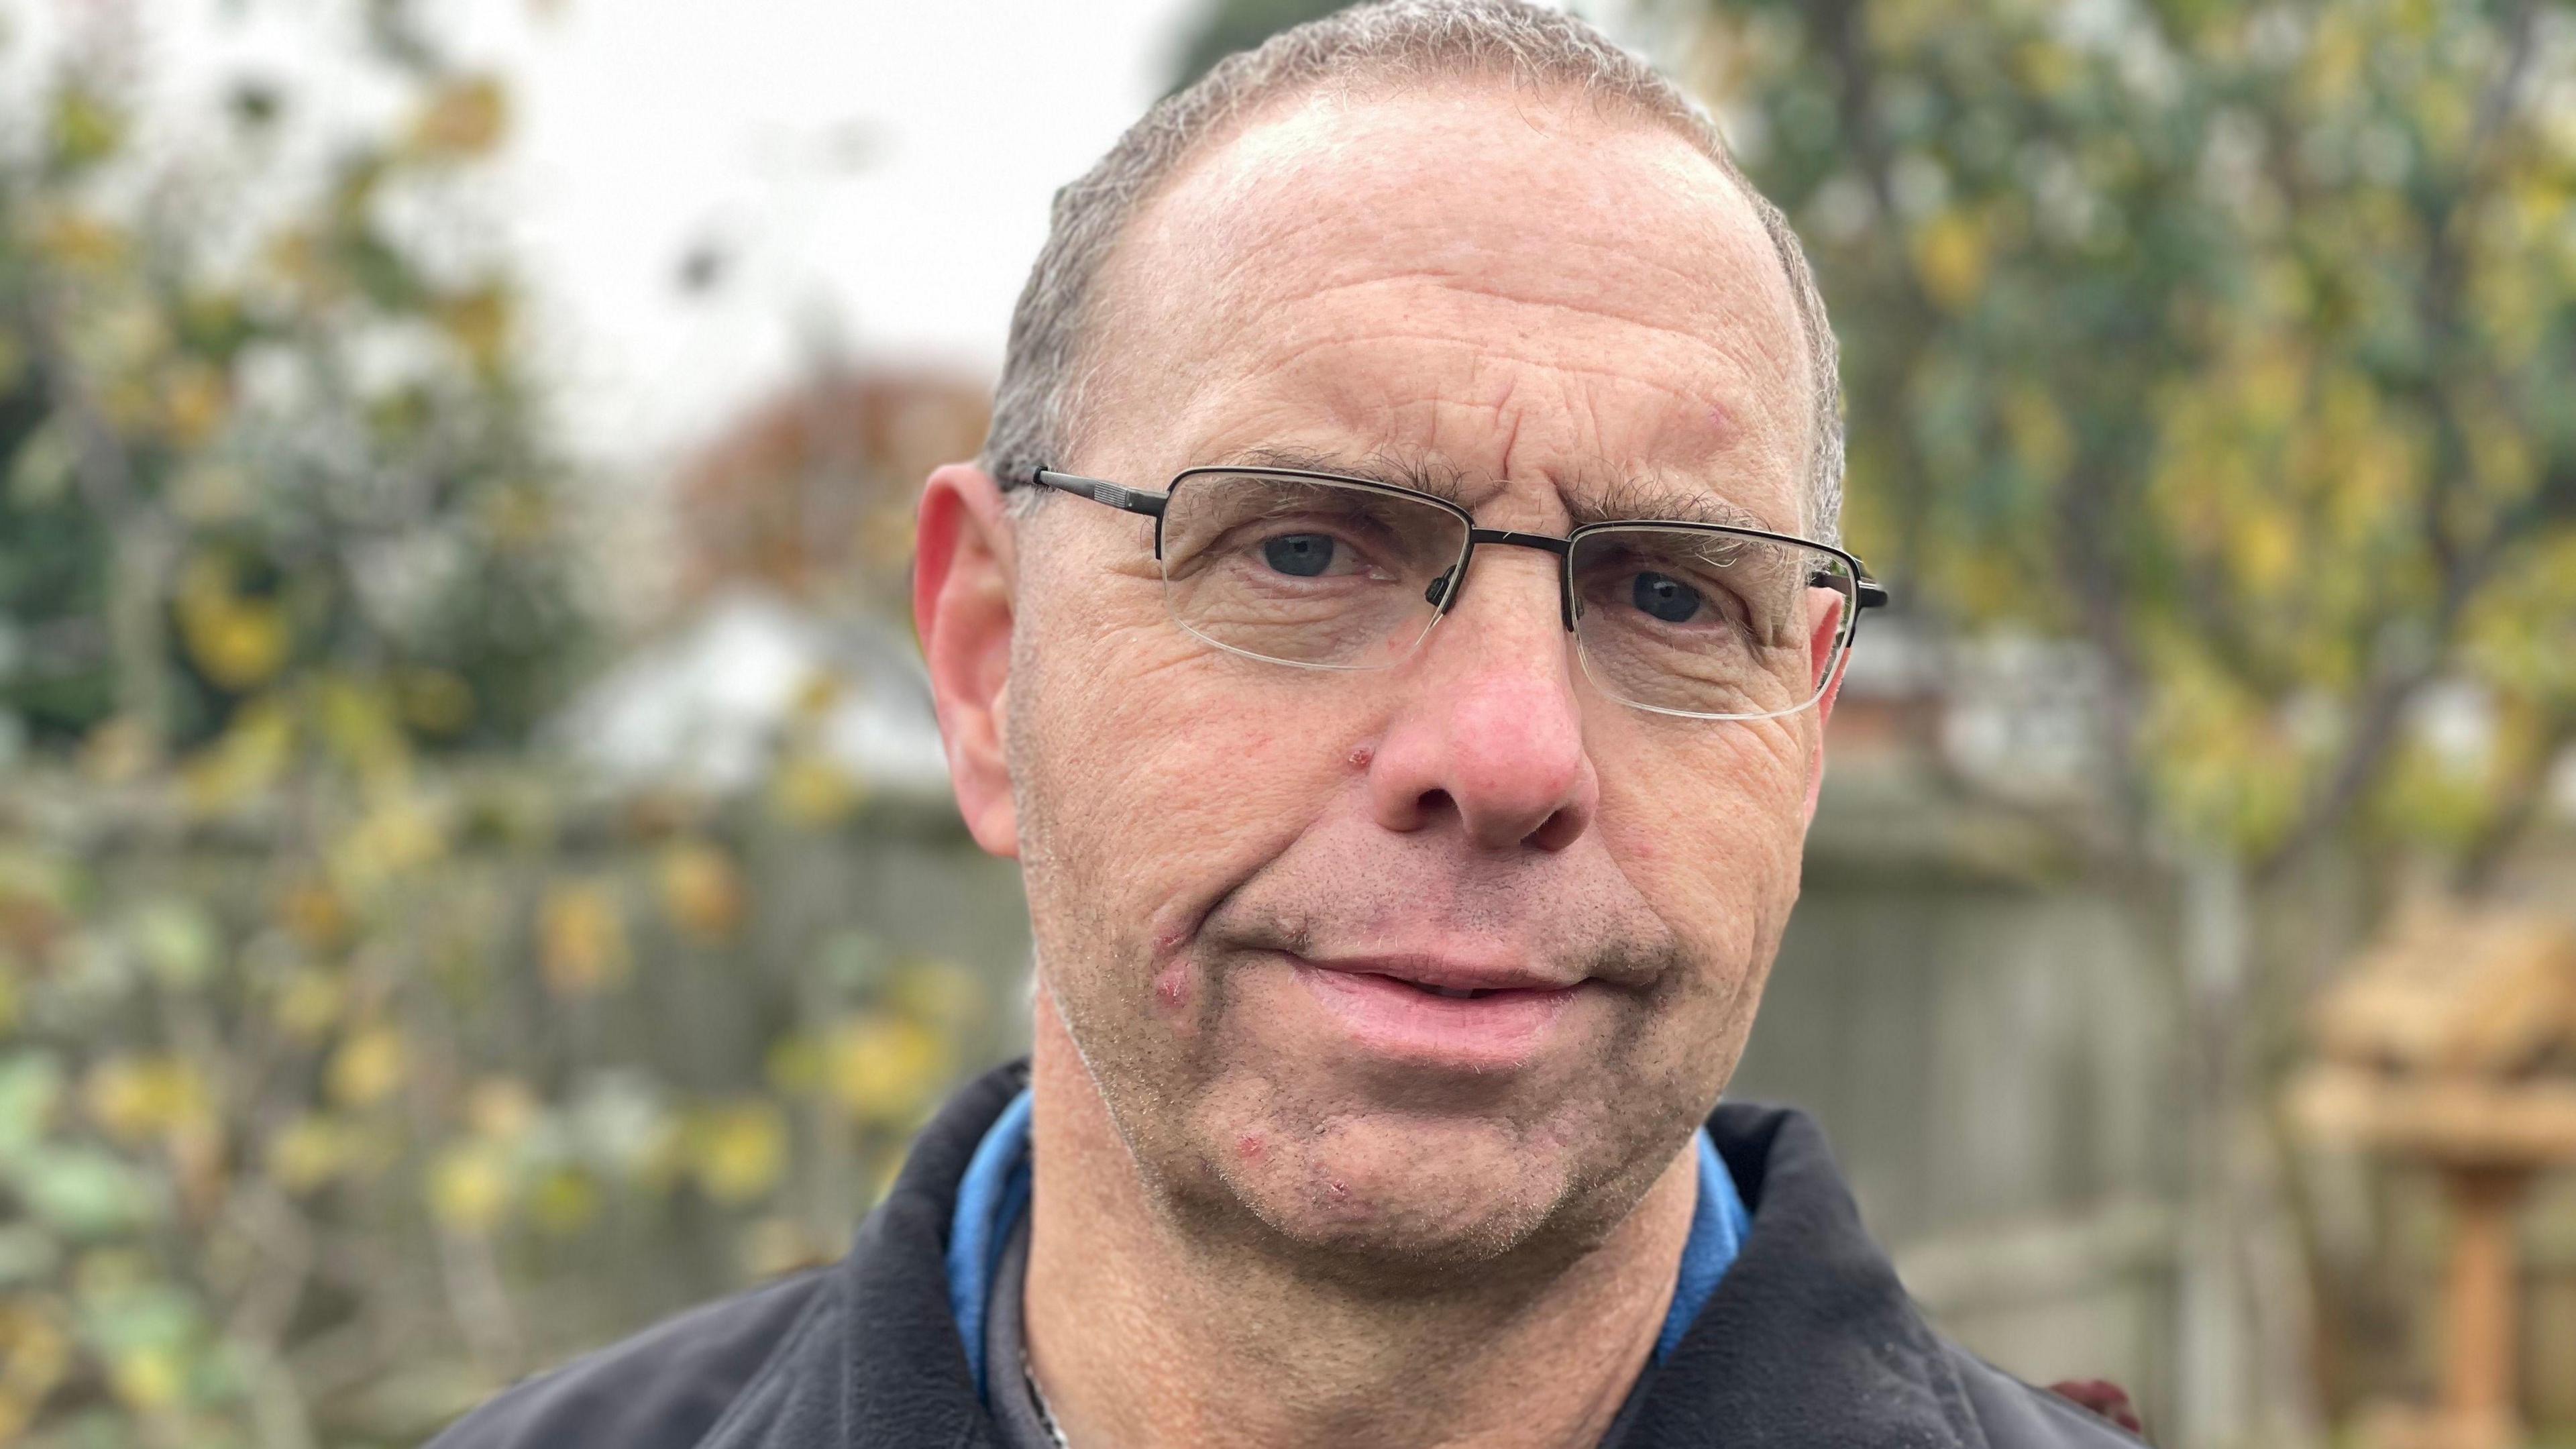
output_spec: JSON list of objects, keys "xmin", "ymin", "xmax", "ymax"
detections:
[{"xmin": 426, "ymin": 1061, "xmax": 2147, "ymax": 1448}]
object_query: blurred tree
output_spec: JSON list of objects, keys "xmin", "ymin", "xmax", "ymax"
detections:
[
  {"xmin": 1651, "ymin": 0, "xmax": 2576, "ymax": 1442},
  {"xmin": 1674, "ymin": 0, "xmax": 2576, "ymax": 890},
  {"xmin": 0, "ymin": 7, "xmax": 1014, "ymax": 1448},
  {"xmin": 0, "ymin": 3, "xmax": 591, "ymax": 762},
  {"xmin": 669, "ymin": 364, "xmax": 988, "ymax": 623}
]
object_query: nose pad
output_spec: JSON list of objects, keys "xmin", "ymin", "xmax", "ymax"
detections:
[{"xmin": 1424, "ymin": 570, "xmax": 1452, "ymax": 609}]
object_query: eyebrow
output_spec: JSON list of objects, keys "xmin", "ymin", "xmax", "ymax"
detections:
[{"xmin": 1213, "ymin": 445, "xmax": 1781, "ymax": 534}]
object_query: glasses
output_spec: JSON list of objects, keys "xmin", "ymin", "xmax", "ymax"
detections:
[{"xmin": 1028, "ymin": 464, "xmax": 1888, "ymax": 722}]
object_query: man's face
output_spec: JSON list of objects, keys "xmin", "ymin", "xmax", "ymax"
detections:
[{"xmin": 999, "ymin": 87, "xmax": 1823, "ymax": 1271}]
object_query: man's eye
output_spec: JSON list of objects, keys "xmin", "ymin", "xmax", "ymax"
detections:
[
  {"xmin": 1261, "ymin": 533, "xmax": 1339, "ymax": 577},
  {"xmin": 1630, "ymin": 570, "xmax": 1704, "ymax": 623}
]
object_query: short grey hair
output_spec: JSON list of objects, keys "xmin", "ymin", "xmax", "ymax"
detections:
[{"xmin": 981, "ymin": 0, "xmax": 1845, "ymax": 545}]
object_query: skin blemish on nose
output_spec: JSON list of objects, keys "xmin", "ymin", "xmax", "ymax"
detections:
[
  {"xmin": 1348, "ymin": 745, "xmax": 1373, "ymax": 769},
  {"xmin": 1153, "ymin": 963, "xmax": 1189, "ymax": 1011},
  {"xmin": 1236, "ymin": 1134, "xmax": 1264, "ymax": 1161},
  {"xmin": 1328, "ymin": 1179, "xmax": 1348, "ymax": 1198}
]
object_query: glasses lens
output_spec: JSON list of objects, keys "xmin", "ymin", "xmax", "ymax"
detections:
[
  {"xmin": 1568, "ymin": 526, "xmax": 1856, "ymax": 719},
  {"xmin": 1159, "ymin": 472, "xmax": 1468, "ymax": 669}
]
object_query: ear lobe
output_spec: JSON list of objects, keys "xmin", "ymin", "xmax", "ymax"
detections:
[{"xmin": 914, "ymin": 463, "xmax": 1020, "ymax": 857}]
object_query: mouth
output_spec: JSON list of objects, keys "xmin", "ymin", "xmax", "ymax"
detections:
[{"xmin": 1281, "ymin": 953, "xmax": 1588, "ymax": 1071}]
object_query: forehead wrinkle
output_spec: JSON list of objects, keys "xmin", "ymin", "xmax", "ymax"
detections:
[
  {"xmin": 1208, "ymin": 443, "xmax": 1784, "ymax": 534},
  {"xmin": 1187, "ymin": 331, "xmax": 1804, "ymax": 521},
  {"xmin": 1222, "ymin": 327, "xmax": 1780, "ymax": 443},
  {"xmin": 1268, "ymin": 269, "xmax": 1782, "ymax": 399}
]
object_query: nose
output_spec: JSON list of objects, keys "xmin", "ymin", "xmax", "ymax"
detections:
[{"xmin": 1364, "ymin": 547, "xmax": 1599, "ymax": 852}]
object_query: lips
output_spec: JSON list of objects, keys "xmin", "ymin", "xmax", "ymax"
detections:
[
  {"xmin": 1282, "ymin": 953, "xmax": 1587, "ymax": 1070},
  {"xmin": 1300, "ymin": 954, "xmax": 1575, "ymax": 997}
]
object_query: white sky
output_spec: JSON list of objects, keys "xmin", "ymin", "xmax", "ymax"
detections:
[
  {"xmin": 486, "ymin": 0, "xmax": 1210, "ymax": 469},
  {"xmin": 11, "ymin": 0, "xmax": 1650, "ymax": 474}
]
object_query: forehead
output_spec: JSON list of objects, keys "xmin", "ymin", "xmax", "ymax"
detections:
[{"xmin": 1081, "ymin": 83, "xmax": 1813, "ymax": 533}]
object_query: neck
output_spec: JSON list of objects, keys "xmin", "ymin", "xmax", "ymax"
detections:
[{"xmin": 1019, "ymin": 999, "xmax": 1699, "ymax": 1449}]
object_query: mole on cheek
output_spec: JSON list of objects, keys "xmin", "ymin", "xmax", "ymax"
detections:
[{"xmin": 1235, "ymin": 1134, "xmax": 1263, "ymax": 1161}]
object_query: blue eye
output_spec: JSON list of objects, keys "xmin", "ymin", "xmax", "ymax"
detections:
[
  {"xmin": 1631, "ymin": 571, "xmax": 1703, "ymax": 623},
  {"xmin": 1263, "ymin": 534, "xmax": 1336, "ymax": 577}
]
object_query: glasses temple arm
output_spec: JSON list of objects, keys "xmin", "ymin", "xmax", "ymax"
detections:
[{"xmin": 1030, "ymin": 468, "xmax": 1169, "ymax": 519}]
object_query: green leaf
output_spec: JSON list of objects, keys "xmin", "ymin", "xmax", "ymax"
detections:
[
  {"xmin": 16, "ymin": 1144, "xmax": 159, "ymax": 1237},
  {"xmin": 0, "ymin": 1051, "xmax": 64, "ymax": 1165}
]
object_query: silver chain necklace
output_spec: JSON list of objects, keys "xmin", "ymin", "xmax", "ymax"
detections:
[{"xmin": 1022, "ymin": 1346, "xmax": 1071, "ymax": 1449}]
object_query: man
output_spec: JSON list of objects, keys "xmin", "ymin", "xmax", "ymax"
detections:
[{"xmin": 431, "ymin": 3, "xmax": 2147, "ymax": 1445}]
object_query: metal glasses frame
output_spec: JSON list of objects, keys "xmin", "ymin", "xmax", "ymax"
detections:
[{"xmin": 1028, "ymin": 464, "xmax": 1890, "ymax": 716}]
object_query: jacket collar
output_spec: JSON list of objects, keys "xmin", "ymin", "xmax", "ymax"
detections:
[{"xmin": 825, "ymin": 1060, "xmax": 1982, "ymax": 1448}]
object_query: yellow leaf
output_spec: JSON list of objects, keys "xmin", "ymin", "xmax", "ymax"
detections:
[
  {"xmin": 690, "ymin": 1101, "xmax": 786, "ymax": 1205},
  {"xmin": 275, "ymin": 879, "xmax": 349, "ymax": 953},
  {"xmin": 539, "ymin": 881, "xmax": 630, "ymax": 998},
  {"xmin": 410, "ymin": 75, "xmax": 509, "ymax": 158},
  {"xmin": 272, "ymin": 969, "xmax": 347, "ymax": 1041},
  {"xmin": 107, "ymin": 1344, "xmax": 183, "ymax": 1411},
  {"xmin": 885, "ymin": 959, "xmax": 985, "ymax": 1030},
  {"xmin": 824, "ymin": 1014, "xmax": 947, "ymax": 1124},
  {"xmin": 428, "ymin": 1142, "xmax": 513, "ymax": 1234},
  {"xmin": 769, "ymin": 754, "xmax": 861, "ymax": 828},
  {"xmin": 47, "ymin": 83, "xmax": 125, "ymax": 170},
  {"xmin": 438, "ymin": 285, "xmax": 513, "ymax": 373},
  {"xmin": 83, "ymin": 1056, "xmax": 212, "ymax": 1144},
  {"xmin": 316, "ymin": 676, "xmax": 413, "ymax": 785},
  {"xmin": 175, "ymin": 555, "xmax": 288, "ymax": 691},
  {"xmin": 0, "ymin": 1301, "xmax": 72, "ymax": 1441},
  {"xmin": 159, "ymin": 360, "xmax": 229, "ymax": 447},
  {"xmin": 327, "ymin": 1025, "xmax": 407, "ymax": 1109},
  {"xmin": 1911, "ymin": 210, "xmax": 1989, "ymax": 313},
  {"xmin": 658, "ymin": 840, "xmax": 745, "ymax": 943},
  {"xmin": 333, "ymin": 797, "xmax": 447, "ymax": 896},
  {"xmin": 181, "ymin": 696, "xmax": 294, "ymax": 810},
  {"xmin": 33, "ymin": 208, "xmax": 125, "ymax": 269},
  {"xmin": 267, "ymin": 1116, "xmax": 350, "ymax": 1193}
]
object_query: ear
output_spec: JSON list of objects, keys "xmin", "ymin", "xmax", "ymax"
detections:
[
  {"xmin": 1801, "ymin": 594, "xmax": 1848, "ymax": 830},
  {"xmin": 914, "ymin": 462, "xmax": 1020, "ymax": 857}
]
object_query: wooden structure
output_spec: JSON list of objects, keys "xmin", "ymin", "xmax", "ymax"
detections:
[{"xmin": 2290, "ymin": 902, "xmax": 2576, "ymax": 1449}]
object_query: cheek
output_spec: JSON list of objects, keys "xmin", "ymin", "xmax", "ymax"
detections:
[
  {"xmin": 1011, "ymin": 598, "xmax": 1371, "ymax": 953},
  {"xmin": 1597, "ymin": 720, "xmax": 1813, "ymax": 947}
]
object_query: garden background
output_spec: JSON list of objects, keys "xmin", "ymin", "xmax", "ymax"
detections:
[{"xmin": 2, "ymin": 1, "xmax": 2573, "ymax": 1445}]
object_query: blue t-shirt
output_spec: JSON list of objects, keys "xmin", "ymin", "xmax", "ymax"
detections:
[{"xmin": 945, "ymin": 1087, "xmax": 1750, "ymax": 1398}]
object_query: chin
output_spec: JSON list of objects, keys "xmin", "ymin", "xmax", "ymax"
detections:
[{"xmin": 1179, "ymin": 1084, "xmax": 1614, "ymax": 1280}]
